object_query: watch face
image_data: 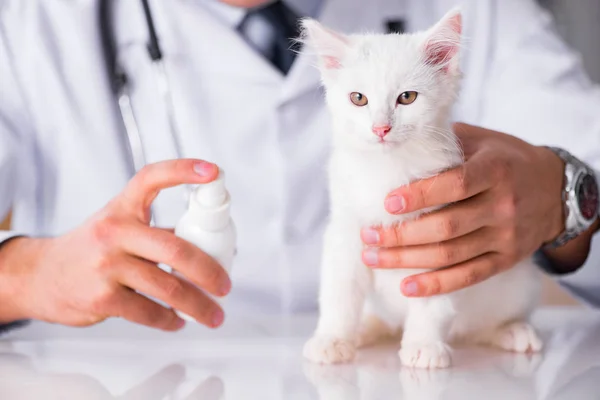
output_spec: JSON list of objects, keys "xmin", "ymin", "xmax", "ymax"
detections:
[{"xmin": 577, "ymin": 173, "xmax": 599, "ymax": 220}]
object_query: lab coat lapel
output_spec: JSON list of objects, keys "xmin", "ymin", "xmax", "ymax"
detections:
[{"xmin": 157, "ymin": 0, "xmax": 282, "ymax": 85}]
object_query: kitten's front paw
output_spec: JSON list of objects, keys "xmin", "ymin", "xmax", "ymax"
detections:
[
  {"xmin": 399, "ymin": 342, "xmax": 452, "ymax": 369},
  {"xmin": 303, "ymin": 335, "xmax": 356, "ymax": 364},
  {"xmin": 489, "ymin": 322, "xmax": 543, "ymax": 353}
]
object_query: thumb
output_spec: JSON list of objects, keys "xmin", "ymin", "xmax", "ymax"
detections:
[{"xmin": 117, "ymin": 159, "xmax": 219, "ymax": 222}]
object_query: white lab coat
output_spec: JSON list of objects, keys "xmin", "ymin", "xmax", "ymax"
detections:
[{"xmin": 1, "ymin": 0, "xmax": 599, "ymax": 315}]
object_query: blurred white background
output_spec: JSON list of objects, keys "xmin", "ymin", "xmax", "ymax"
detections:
[{"xmin": 540, "ymin": 0, "xmax": 600, "ymax": 83}]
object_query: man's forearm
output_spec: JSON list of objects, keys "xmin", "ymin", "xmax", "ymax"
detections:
[{"xmin": 542, "ymin": 219, "xmax": 600, "ymax": 274}]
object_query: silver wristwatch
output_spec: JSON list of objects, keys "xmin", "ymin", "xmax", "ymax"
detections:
[{"xmin": 544, "ymin": 147, "xmax": 599, "ymax": 249}]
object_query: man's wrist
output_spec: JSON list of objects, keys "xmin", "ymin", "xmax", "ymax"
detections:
[
  {"xmin": 539, "ymin": 218, "xmax": 599, "ymax": 275},
  {"xmin": 0, "ymin": 237, "xmax": 39, "ymax": 322},
  {"xmin": 533, "ymin": 145, "xmax": 599, "ymax": 275}
]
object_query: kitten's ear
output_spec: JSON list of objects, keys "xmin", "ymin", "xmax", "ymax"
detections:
[
  {"xmin": 299, "ymin": 18, "xmax": 350, "ymax": 76},
  {"xmin": 422, "ymin": 7, "xmax": 462, "ymax": 74}
]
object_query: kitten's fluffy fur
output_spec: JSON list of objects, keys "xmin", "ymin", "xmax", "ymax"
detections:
[{"xmin": 301, "ymin": 9, "xmax": 542, "ymax": 369}]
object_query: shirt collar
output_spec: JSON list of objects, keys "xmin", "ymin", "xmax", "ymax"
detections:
[{"xmin": 197, "ymin": 0, "xmax": 324, "ymax": 28}]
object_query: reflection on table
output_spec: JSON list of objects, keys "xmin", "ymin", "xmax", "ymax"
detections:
[{"xmin": 0, "ymin": 307, "xmax": 598, "ymax": 399}]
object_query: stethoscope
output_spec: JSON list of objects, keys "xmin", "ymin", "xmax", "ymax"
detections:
[{"xmin": 99, "ymin": 0, "xmax": 184, "ymax": 176}]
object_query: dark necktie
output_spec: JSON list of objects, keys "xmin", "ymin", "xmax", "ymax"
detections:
[{"xmin": 237, "ymin": 1, "xmax": 301, "ymax": 75}]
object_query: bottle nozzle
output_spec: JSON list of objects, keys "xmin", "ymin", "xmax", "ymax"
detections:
[{"xmin": 195, "ymin": 170, "xmax": 227, "ymax": 208}]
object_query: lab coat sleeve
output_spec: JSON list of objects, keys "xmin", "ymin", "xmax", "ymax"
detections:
[
  {"xmin": 0, "ymin": 22, "xmax": 27, "ymax": 247},
  {"xmin": 463, "ymin": 0, "xmax": 600, "ymax": 306}
]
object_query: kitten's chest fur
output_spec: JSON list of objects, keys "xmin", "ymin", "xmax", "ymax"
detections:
[
  {"xmin": 327, "ymin": 140, "xmax": 463, "ymax": 322},
  {"xmin": 328, "ymin": 140, "xmax": 461, "ymax": 227}
]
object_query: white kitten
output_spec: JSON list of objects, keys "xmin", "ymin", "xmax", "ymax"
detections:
[{"xmin": 301, "ymin": 8, "xmax": 543, "ymax": 369}]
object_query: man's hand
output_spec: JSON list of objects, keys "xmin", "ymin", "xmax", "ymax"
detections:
[
  {"xmin": 360, "ymin": 123, "xmax": 566, "ymax": 297},
  {"xmin": 0, "ymin": 159, "xmax": 230, "ymax": 330}
]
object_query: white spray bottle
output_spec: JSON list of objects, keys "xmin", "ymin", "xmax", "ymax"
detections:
[{"xmin": 174, "ymin": 170, "xmax": 236, "ymax": 322}]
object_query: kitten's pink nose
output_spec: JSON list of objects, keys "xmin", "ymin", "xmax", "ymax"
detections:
[{"xmin": 372, "ymin": 125, "xmax": 391, "ymax": 138}]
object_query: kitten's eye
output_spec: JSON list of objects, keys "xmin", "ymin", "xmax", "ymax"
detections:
[
  {"xmin": 350, "ymin": 92, "xmax": 368, "ymax": 107},
  {"xmin": 397, "ymin": 91, "xmax": 418, "ymax": 105}
]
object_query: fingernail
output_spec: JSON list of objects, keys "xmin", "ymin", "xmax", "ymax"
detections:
[
  {"xmin": 212, "ymin": 310, "xmax": 224, "ymax": 327},
  {"xmin": 175, "ymin": 318, "xmax": 186, "ymax": 329},
  {"xmin": 220, "ymin": 280, "xmax": 231, "ymax": 296},
  {"xmin": 385, "ymin": 195, "xmax": 405, "ymax": 214},
  {"xmin": 402, "ymin": 280, "xmax": 419, "ymax": 296},
  {"xmin": 361, "ymin": 228, "xmax": 380, "ymax": 245},
  {"xmin": 193, "ymin": 161, "xmax": 216, "ymax": 177},
  {"xmin": 362, "ymin": 248, "xmax": 379, "ymax": 267}
]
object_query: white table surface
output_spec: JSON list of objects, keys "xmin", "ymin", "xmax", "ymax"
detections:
[{"xmin": 0, "ymin": 306, "xmax": 599, "ymax": 400}]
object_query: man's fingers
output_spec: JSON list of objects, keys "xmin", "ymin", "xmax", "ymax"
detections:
[
  {"xmin": 118, "ymin": 159, "xmax": 219, "ymax": 221},
  {"xmin": 384, "ymin": 151, "xmax": 493, "ymax": 215},
  {"xmin": 399, "ymin": 253, "xmax": 505, "ymax": 297},
  {"xmin": 118, "ymin": 224, "xmax": 231, "ymax": 298},
  {"xmin": 363, "ymin": 228, "xmax": 494, "ymax": 270},
  {"xmin": 363, "ymin": 193, "xmax": 492, "ymax": 247},
  {"xmin": 108, "ymin": 287, "xmax": 185, "ymax": 331},
  {"xmin": 116, "ymin": 256, "xmax": 225, "ymax": 328}
]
